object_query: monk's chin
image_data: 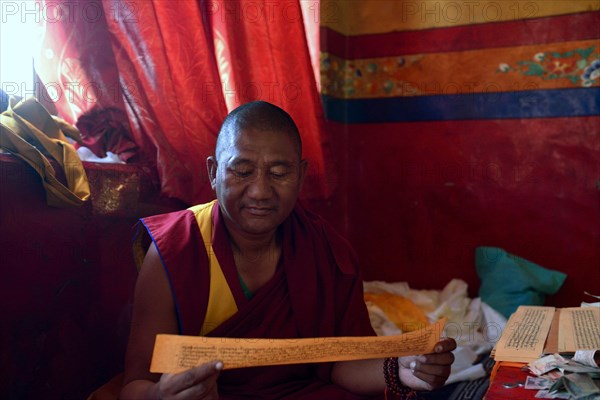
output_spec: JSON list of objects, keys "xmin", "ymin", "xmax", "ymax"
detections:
[{"xmin": 238, "ymin": 218, "xmax": 281, "ymax": 236}]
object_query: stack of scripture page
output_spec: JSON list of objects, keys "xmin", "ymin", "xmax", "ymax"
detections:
[{"xmin": 492, "ymin": 305, "xmax": 600, "ymax": 399}]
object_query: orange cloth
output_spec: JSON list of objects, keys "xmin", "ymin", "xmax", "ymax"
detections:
[{"xmin": 364, "ymin": 292, "xmax": 429, "ymax": 332}]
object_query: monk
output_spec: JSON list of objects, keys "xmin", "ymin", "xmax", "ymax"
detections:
[{"xmin": 119, "ymin": 101, "xmax": 456, "ymax": 399}]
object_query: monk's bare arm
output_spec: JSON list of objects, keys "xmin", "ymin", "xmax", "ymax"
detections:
[
  {"xmin": 331, "ymin": 358, "xmax": 386, "ymax": 395},
  {"xmin": 120, "ymin": 242, "xmax": 177, "ymax": 398},
  {"xmin": 119, "ymin": 243, "xmax": 222, "ymax": 400}
]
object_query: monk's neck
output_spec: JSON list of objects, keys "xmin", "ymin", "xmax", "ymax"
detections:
[
  {"xmin": 226, "ymin": 227, "xmax": 281, "ymax": 260},
  {"xmin": 229, "ymin": 230, "xmax": 281, "ymax": 292}
]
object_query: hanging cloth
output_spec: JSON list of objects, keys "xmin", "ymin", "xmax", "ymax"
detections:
[{"xmin": 0, "ymin": 98, "xmax": 90, "ymax": 207}]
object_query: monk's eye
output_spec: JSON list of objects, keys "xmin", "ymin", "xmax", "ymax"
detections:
[
  {"xmin": 270, "ymin": 166, "xmax": 290, "ymax": 179},
  {"xmin": 230, "ymin": 166, "xmax": 254, "ymax": 178}
]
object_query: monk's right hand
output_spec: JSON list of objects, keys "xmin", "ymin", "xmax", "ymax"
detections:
[{"xmin": 155, "ymin": 360, "xmax": 223, "ymax": 399}]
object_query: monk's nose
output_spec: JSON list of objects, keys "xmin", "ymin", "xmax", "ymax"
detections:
[{"xmin": 247, "ymin": 172, "xmax": 273, "ymax": 200}]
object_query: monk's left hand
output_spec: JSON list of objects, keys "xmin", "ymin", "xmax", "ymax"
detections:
[{"xmin": 397, "ymin": 338, "xmax": 457, "ymax": 391}]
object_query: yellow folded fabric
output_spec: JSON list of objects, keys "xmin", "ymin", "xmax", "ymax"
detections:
[{"xmin": 0, "ymin": 98, "xmax": 90, "ymax": 207}]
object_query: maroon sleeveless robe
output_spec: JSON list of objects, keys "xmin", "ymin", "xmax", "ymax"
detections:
[{"xmin": 139, "ymin": 201, "xmax": 383, "ymax": 399}]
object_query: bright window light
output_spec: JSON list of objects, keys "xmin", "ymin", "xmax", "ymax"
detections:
[{"xmin": 1, "ymin": 2, "xmax": 42, "ymax": 98}]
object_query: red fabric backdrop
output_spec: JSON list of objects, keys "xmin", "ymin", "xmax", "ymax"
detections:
[
  {"xmin": 319, "ymin": 9, "xmax": 600, "ymax": 303},
  {"xmin": 34, "ymin": 0, "xmax": 330, "ymax": 205}
]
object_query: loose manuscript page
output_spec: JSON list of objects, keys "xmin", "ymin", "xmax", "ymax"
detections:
[
  {"xmin": 494, "ymin": 306, "xmax": 555, "ymax": 362},
  {"xmin": 151, "ymin": 319, "xmax": 446, "ymax": 373},
  {"xmin": 558, "ymin": 307, "xmax": 600, "ymax": 352}
]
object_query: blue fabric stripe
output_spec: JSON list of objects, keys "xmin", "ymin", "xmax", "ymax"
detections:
[{"xmin": 322, "ymin": 88, "xmax": 600, "ymax": 123}]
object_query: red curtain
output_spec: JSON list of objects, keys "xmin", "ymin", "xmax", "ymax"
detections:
[
  {"xmin": 35, "ymin": 0, "xmax": 330, "ymax": 205},
  {"xmin": 208, "ymin": 0, "xmax": 330, "ymax": 199}
]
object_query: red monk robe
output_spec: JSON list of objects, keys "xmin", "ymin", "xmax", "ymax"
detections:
[{"xmin": 134, "ymin": 200, "xmax": 383, "ymax": 399}]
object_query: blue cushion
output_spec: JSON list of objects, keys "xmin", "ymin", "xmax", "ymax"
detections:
[{"xmin": 476, "ymin": 247, "xmax": 567, "ymax": 318}]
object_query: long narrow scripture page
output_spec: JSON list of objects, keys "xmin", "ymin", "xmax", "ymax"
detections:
[{"xmin": 151, "ymin": 319, "xmax": 446, "ymax": 373}]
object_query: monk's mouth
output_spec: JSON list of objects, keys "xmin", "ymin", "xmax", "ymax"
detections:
[{"xmin": 244, "ymin": 207, "xmax": 275, "ymax": 216}]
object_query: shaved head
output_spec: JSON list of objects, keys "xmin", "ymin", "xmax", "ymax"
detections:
[
  {"xmin": 207, "ymin": 101, "xmax": 308, "ymax": 239},
  {"xmin": 215, "ymin": 101, "xmax": 302, "ymax": 161}
]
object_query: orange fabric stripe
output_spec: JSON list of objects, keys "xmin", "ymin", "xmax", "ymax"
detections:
[{"xmin": 321, "ymin": 40, "xmax": 600, "ymax": 99}]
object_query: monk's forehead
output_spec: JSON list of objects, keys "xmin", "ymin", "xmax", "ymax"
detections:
[{"xmin": 217, "ymin": 124, "xmax": 301, "ymax": 160}]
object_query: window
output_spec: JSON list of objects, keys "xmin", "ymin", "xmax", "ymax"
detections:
[{"xmin": 0, "ymin": 2, "xmax": 41, "ymax": 100}]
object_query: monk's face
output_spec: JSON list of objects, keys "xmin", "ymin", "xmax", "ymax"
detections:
[{"xmin": 210, "ymin": 127, "xmax": 307, "ymax": 238}]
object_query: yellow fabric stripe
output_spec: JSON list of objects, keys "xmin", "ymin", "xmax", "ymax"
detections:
[
  {"xmin": 188, "ymin": 200, "xmax": 238, "ymax": 335},
  {"xmin": 321, "ymin": 39, "xmax": 600, "ymax": 99},
  {"xmin": 321, "ymin": 0, "xmax": 600, "ymax": 35}
]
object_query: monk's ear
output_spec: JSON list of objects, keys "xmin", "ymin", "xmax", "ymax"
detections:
[
  {"xmin": 298, "ymin": 159, "xmax": 308, "ymax": 188},
  {"xmin": 206, "ymin": 156, "xmax": 217, "ymax": 189}
]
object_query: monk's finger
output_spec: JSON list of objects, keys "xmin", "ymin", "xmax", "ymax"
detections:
[
  {"xmin": 433, "ymin": 338, "xmax": 457, "ymax": 353},
  {"xmin": 398, "ymin": 355, "xmax": 418, "ymax": 370},
  {"xmin": 412, "ymin": 360, "xmax": 452, "ymax": 389},
  {"xmin": 421, "ymin": 351, "xmax": 455, "ymax": 366},
  {"xmin": 173, "ymin": 368, "xmax": 220, "ymax": 400},
  {"xmin": 414, "ymin": 360, "xmax": 452, "ymax": 377},
  {"xmin": 412, "ymin": 368, "xmax": 449, "ymax": 389},
  {"xmin": 163, "ymin": 361, "xmax": 223, "ymax": 393}
]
